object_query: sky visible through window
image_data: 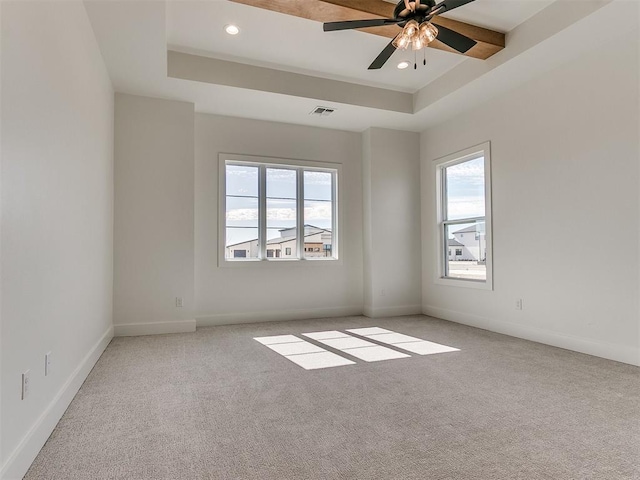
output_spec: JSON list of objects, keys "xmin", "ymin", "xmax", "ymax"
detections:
[
  {"xmin": 226, "ymin": 164, "xmax": 333, "ymax": 246},
  {"xmin": 446, "ymin": 156, "xmax": 485, "ymax": 236}
]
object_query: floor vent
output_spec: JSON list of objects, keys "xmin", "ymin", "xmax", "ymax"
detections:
[{"xmin": 310, "ymin": 106, "xmax": 335, "ymax": 116}]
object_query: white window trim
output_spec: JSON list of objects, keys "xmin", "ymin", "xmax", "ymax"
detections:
[
  {"xmin": 218, "ymin": 153, "xmax": 342, "ymax": 268},
  {"xmin": 434, "ymin": 142, "xmax": 493, "ymax": 290}
]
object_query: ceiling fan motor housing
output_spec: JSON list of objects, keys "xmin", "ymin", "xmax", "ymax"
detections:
[
  {"xmin": 393, "ymin": 0, "xmax": 436, "ymax": 22},
  {"xmin": 322, "ymin": 0, "xmax": 478, "ymax": 70}
]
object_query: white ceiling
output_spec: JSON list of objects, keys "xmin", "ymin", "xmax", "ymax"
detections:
[
  {"xmin": 166, "ymin": 0, "xmax": 553, "ymax": 93},
  {"xmin": 380, "ymin": 0, "xmax": 555, "ymax": 32},
  {"xmin": 435, "ymin": 0, "xmax": 555, "ymax": 32},
  {"xmin": 167, "ymin": 1, "xmax": 465, "ymax": 93},
  {"xmin": 84, "ymin": 0, "xmax": 631, "ymax": 132}
]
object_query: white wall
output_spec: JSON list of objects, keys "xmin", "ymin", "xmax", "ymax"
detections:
[
  {"xmin": 363, "ymin": 128, "xmax": 422, "ymax": 317},
  {"xmin": 1, "ymin": 2, "xmax": 114, "ymax": 478},
  {"xmin": 195, "ymin": 114, "xmax": 363, "ymax": 325},
  {"xmin": 0, "ymin": 0, "xmax": 4, "ymax": 470},
  {"xmin": 421, "ymin": 27, "xmax": 640, "ymax": 366},
  {"xmin": 113, "ymin": 94, "xmax": 195, "ymax": 336}
]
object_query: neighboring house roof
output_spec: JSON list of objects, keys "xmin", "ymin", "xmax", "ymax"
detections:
[
  {"xmin": 447, "ymin": 238, "xmax": 464, "ymax": 247},
  {"xmin": 226, "ymin": 238, "xmax": 257, "ymax": 249},
  {"xmin": 227, "ymin": 228, "xmax": 331, "ymax": 248},
  {"xmin": 453, "ymin": 223, "xmax": 485, "ymax": 234},
  {"xmin": 280, "ymin": 224, "xmax": 324, "ymax": 232},
  {"xmin": 267, "ymin": 229, "xmax": 331, "ymax": 245}
]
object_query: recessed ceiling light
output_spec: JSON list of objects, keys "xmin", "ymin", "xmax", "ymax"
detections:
[
  {"xmin": 224, "ymin": 24, "xmax": 240, "ymax": 35},
  {"xmin": 397, "ymin": 61, "xmax": 410, "ymax": 70}
]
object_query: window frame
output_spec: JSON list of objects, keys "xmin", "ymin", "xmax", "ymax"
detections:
[
  {"xmin": 434, "ymin": 142, "xmax": 493, "ymax": 290},
  {"xmin": 219, "ymin": 153, "xmax": 341, "ymax": 267}
]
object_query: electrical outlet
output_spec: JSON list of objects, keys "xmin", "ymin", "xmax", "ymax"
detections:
[
  {"xmin": 176, "ymin": 297, "xmax": 183, "ymax": 308},
  {"xmin": 515, "ymin": 299, "xmax": 523, "ymax": 310},
  {"xmin": 22, "ymin": 370, "xmax": 31, "ymax": 400},
  {"xmin": 45, "ymin": 352, "xmax": 52, "ymax": 376}
]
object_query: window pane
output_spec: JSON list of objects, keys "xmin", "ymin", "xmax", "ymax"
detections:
[
  {"xmin": 266, "ymin": 195, "xmax": 297, "ymax": 259},
  {"xmin": 225, "ymin": 227, "xmax": 258, "ymax": 260},
  {"xmin": 268, "ymin": 228, "xmax": 297, "ymax": 258},
  {"xmin": 266, "ymin": 168, "xmax": 296, "ymax": 259},
  {"xmin": 266, "ymin": 199, "xmax": 297, "ymax": 232},
  {"xmin": 303, "ymin": 199, "xmax": 332, "ymax": 230},
  {"xmin": 304, "ymin": 202, "xmax": 333, "ymax": 259},
  {"xmin": 225, "ymin": 164, "xmax": 259, "ymax": 260},
  {"xmin": 302, "ymin": 224, "xmax": 330, "ymax": 259},
  {"xmin": 304, "ymin": 171, "xmax": 332, "ymax": 201},
  {"xmin": 266, "ymin": 168, "xmax": 296, "ymax": 199},
  {"xmin": 225, "ymin": 196, "xmax": 258, "ymax": 228},
  {"xmin": 226, "ymin": 164, "xmax": 258, "ymax": 197},
  {"xmin": 445, "ymin": 221, "xmax": 486, "ymax": 280},
  {"xmin": 445, "ymin": 156, "xmax": 485, "ymax": 220},
  {"xmin": 304, "ymin": 170, "xmax": 334, "ymax": 259}
]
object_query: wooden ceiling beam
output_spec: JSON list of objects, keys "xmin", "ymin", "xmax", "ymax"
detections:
[{"xmin": 231, "ymin": 0, "xmax": 505, "ymax": 60}]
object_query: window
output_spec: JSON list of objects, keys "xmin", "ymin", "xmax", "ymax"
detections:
[
  {"xmin": 221, "ymin": 154, "xmax": 339, "ymax": 263},
  {"xmin": 435, "ymin": 142, "xmax": 492, "ymax": 289}
]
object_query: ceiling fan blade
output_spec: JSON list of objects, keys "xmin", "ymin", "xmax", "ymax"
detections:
[
  {"xmin": 431, "ymin": 0, "xmax": 475, "ymax": 15},
  {"xmin": 435, "ymin": 24, "xmax": 477, "ymax": 53},
  {"xmin": 368, "ymin": 35, "xmax": 399, "ymax": 70},
  {"xmin": 323, "ymin": 18, "xmax": 400, "ymax": 32}
]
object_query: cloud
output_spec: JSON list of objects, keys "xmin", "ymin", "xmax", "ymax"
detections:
[
  {"xmin": 226, "ymin": 203, "xmax": 331, "ymax": 222},
  {"xmin": 304, "ymin": 171, "xmax": 332, "ymax": 185},
  {"xmin": 447, "ymin": 157, "xmax": 485, "ymax": 188},
  {"xmin": 226, "ymin": 208, "xmax": 258, "ymax": 221},
  {"xmin": 447, "ymin": 196, "xmax": 485, "ymax": 219}
]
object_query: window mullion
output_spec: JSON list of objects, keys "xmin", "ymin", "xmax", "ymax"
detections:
[
  {"xmin": 296, "ymin": 168, "xmax": 304, "ymax": 259},
  {"xmin": 258, "ymin": 165, "xmax": 267, "ymax": 260},
  {"xmin": 441, "ymin": 167, "xmax": 448, "ymax": 277},
  {"xmin": 443, "ymin": 227, "xmax": 449, "ymax": 277},
  {"xmin": 443, "ymin": 216, "xmax": 486, "ymax": 226},
  {"xmin": 331, "ymin": 170, "xmax": 337, "ymax": 259},
  {"xmin": 442, "ymin": 167, "xmax": 448, "ymax": 222}
]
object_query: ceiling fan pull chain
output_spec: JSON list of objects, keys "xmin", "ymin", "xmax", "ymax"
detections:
[
  {"xmin": 423, "ymin": 48, "xmax": 426, "ymax": 66},
  {"xmin": 414, "ymin": 50, "xmax": 417, "ymax": 70}
]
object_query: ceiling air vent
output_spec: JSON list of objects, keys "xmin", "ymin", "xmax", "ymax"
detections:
[{"xmin": 310, "ymin": 106, "xmax": 336, "ymax": 117}]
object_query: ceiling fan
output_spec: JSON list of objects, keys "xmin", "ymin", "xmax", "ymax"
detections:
[{"xmin": 323, "ymin": 0, "xmax": 477, "ymax": 70}]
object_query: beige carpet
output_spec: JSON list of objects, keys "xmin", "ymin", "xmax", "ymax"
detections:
[{"xmin": 25, "ymin": 315, "xmax": 640, "ymax": 479}]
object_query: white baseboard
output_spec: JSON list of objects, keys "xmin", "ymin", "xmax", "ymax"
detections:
[
  {"xmin": 0, "ymin": 326, "xmax": 114, "ymax": 480},
  {"xmin": 363, "ymin": 304, "xmax": 423, "ymax": 318},
  {"xmin": 423, "ymin": 304, "xmax": 640, "ymax": 367},
  {"xmin": 197, "ymin": 306, "xmax": 362, "ymax": 327},
  {"xmin": 113, "ymin": 319, "xmax": 196, "ymax": 337}
]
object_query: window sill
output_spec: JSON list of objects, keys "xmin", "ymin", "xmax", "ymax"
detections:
[
  {"xmin": 218, "ymin": 257, "xmax": 342, "ymax": 268},
  {"xmin": 434, "ymin": 276, "xmax": 493, "ymax": 290}
]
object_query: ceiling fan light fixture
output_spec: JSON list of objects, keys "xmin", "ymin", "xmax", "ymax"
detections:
[
  {"xmin": 392, "ymin": 33, "xmax": 411, "ymax": 50},
  {"xmin": 403, "ymin": 19, "xmax": 419, "ymax": 37},
  {"xmin": 224, "ymin": 24, "xmax": 240, "ymax": 35},
  {"xmin": 419, "ymin": 22, "xmax": 438, "ymax": 43}
]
